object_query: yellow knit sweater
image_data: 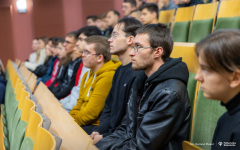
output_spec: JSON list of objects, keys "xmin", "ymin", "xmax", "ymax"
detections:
[{"xmin": 69, "ymin": 60, "xmax": 121, "ymax": 126}]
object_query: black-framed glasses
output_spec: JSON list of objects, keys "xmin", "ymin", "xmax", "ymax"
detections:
[
  {"xmin": 82, "ymin": 49, "xmax": 100, "ymax": 56},
  {"xmin": 131, "ymin": 45, "xmax": 157, "ymax": 52}
]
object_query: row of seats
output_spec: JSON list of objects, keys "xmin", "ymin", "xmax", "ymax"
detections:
[
  {"xmin": 0, "ymin": 60, "xmax": 56, "ymax": 150},
  {"xmin": 171, "ymin": 42, "xmax": 226, "ymax": 150},
  {"xmin": 0, "ymin": 60, "xmax": 98, "ymax": 150},
  {"xmin": 159, "ymin": 0, "xmax": 240, "ymax": 43}
]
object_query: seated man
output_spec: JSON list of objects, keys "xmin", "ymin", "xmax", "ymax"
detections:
[
  {"xmin": 69, "ymin": 35, "xmax": 121, "ymax": 134},
  {"xmin": 90, "ymin": 17, "xmax": 142, "ymax": 144},
  {"xmin": 104, "ymin": 10, "xmax": 120, "ymax": 38},
  {"xmin": 96, "ymin": 23, "xmax": 191, "ymax": 150},
  {"xmin": 139, "ymin": 3, "xmax": 159, "ymax": 25},
  {"xmin": 49, "ymin": 31, "xmax": 81, "ymax": 99},
  {"xmin": 60, "ymin": 26, "xmax": 102, "ymax": 112},
  {"xmin": 122, "ymin": 0, "xmax": 137, "ymax": 17}
]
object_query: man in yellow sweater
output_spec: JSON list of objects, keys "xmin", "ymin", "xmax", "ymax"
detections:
[{"xmin": 69, "ymin": 35, "xmax": 121, "ymax": 134}]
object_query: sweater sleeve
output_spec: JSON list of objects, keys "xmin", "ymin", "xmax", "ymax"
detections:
[{"xmin": 70, "ymin": 72, "xmax": 114, "ymax": 126}]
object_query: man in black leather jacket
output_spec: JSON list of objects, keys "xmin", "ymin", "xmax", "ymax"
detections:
[{"xmin": 96, "ymin": 23, "xmax": 191, "ymax": 150}]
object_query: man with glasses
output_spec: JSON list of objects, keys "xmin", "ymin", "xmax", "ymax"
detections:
[
  {"xmin": 48, "ymin": 31, "xmax": 79, "ymax": 99},
  {"xmin": 96, "ymin": 23, "xmax": 191, "ymax": 150},
  {"xmin": 63, "ymin": 31, "xmax": 77, "ymax": 53},
  {"xmin": 60, "ymin": 26, "xmax": 102, "ymax": 112},
  {"xmin": 69, "ymin": 35, "xmax": 121, "ymax": 134},
  {"xmin": 105, "ymin": 10, "xmax": 120, "ymax": 38},
  {"xmin": 122, "ymin": 0, "xmax": 137, "ymax": 17},
  {"xmin": 90, "ymin": 17, "xmax": 142, "ymax": 144}
]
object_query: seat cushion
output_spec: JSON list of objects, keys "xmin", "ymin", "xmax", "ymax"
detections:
[
  {"xmin": 189, "ymin": 19, "xmax": 213, "ymax": 43},
  {"xmin": 215, "ymin": 16, "xmax": 240, "ymax": 31},
  {"xmin": 172, "ymin": 21, "xmax": 191, "ymax": 42}
]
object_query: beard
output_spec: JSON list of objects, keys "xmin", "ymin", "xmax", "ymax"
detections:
[{"xmin": 131, "ymin": 62, "xmax": 148, "ymax": 71}]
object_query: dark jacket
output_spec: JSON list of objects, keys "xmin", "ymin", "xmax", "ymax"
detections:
[
  {"xmin": 49, "ymin": 58, "xmax": 82, "ymax": 99},
  {"xmin": 41, "ymin": 56, "xmax": 58, "ymax": 83},
  {"xmin": 96, "ymin": 58, "xmax": 191, "ymax": 150},
  {"xmin": 34, "ymin": 56, "xmax": 53, "ymax": 77}
]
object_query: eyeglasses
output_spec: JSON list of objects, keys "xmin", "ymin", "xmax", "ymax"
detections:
[
  {"xmin": 131, "ymin": 45, "xmax": 156, "ymax": 52},
  {"xmin": 110, "ymin": 32, "xmax": 126, "ymax": 39},
  {"xmin": 64, "ymin": 40, "xmax": 75, "ymax": 45},
  {"xmin": 82, "ymin": 49, "xmax": 100, "ymax": 56}
]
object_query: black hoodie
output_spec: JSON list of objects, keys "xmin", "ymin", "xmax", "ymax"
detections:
[{"xmin": 96, "ymin": 58, "xmax": 191, "ymax": 150}]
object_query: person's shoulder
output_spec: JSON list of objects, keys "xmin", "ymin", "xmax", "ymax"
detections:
[{"xmin": 153, "ymin": 79, "xmax": 187, "ymax": 99}]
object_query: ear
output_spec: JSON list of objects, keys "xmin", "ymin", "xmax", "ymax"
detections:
[
  {"xmin": 154, "ymin": 46, "xmax": 164, "ymax": 58},
  {"xmin": 127, "ymin": 36, "xmax": 134, "ymax": 46},
  {"xmin": 97, "ymin": 54, "xmax": 104, "ymax": 63},
  {"xmin": 230, "ymin": 71, "xmax": 240, "ymax": 88}
]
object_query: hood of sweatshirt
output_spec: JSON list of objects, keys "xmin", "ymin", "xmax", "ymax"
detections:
[
  {"xmin": 94, "ymin": 60, "xmax": 121, "ymax": 76},
  {"xmin": 146, "ymin": 57, "xmax": 189, "ymax": 86}
]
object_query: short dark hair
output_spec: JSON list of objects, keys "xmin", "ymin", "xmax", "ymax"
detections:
[
  {"xmin": 84, "ymin": 36, "xmax": 111, "ymax": 62},
  {"xmin": 86, "ymin": 15, "xmax": 98, "ymax": 21},
  {"xmin": 117, "ymin": 17, "xmax": 142, "ymax": 37},
  {"xmin": 52, "ymin": 37, "xmax": 64, "ymax": 46},
  {"xmin": 78, "ymin": 26, "xmax": 102, "ymax": 37},
  {"xmin": 124, "ymin": 0, "xmax": 137, "ymax": 7},
  {"xmin": 66, "ymin": 31, "xmax": 78, "ymax": 41},
  {"xmin": 108, "ymin": 9, "xmax": 120, "ymax": 17},
  {"xmin": 139, "ymin": 3, "xmax": 159, "ymax": 19},
  {"xmin": 136, "ymin": 23, "xmax": 173, "ymax": 61},
  {"xmin": 196, "ymin": 29, "xmax": 240, "ymax": 73}
]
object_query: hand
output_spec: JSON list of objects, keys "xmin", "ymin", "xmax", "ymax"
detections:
[
  {"xmin": 93, "ymin": 134, "xmax": 103, "ymax": 144},
  {"xmin": 90, "ymin": 131, "xmax": 100, "ymax": 139}
]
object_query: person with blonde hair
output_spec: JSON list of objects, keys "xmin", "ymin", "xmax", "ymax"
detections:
[{"xmin": 25, "ymin": 37, "xmax": 48, "ymax": 71}]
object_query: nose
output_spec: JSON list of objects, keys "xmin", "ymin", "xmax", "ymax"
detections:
[
  {"xmin": 195, "ymin": 69, "xmax": 202, "ymax": 82},
  {"xmin": 108, "ymin": 37, "xmax": 113, "ymax": 43},
  {"xmin": 129, "ymin": 48, "xmax": 135, "ymax": 57}
]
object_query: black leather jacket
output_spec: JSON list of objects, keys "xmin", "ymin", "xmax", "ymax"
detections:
[{"xmin": 96, "ymin": 58, "xmax": 191, "ymax": 150}]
